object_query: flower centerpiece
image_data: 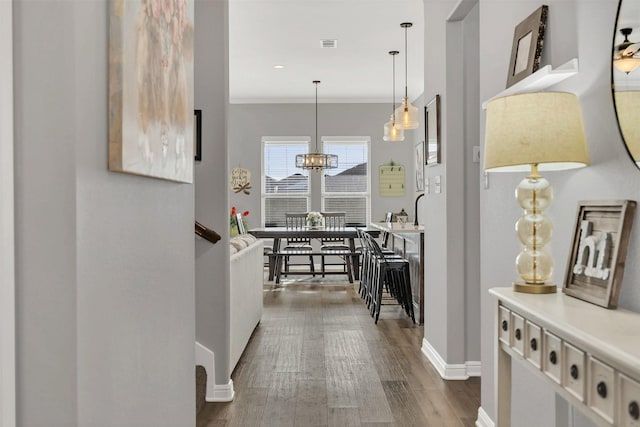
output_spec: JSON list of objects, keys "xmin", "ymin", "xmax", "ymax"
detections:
[
  {"xmin": 230, "ymin": 206, "xmax": 249, "ymax": 237},
  {"xmin": 306, "ymin": 211, "xmax": 324, "ymax": 228}
]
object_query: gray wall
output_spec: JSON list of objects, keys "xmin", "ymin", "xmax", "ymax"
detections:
[
  {"xmin": 422, "ymin": 0, "xmax": 481, "ymax": 365},
  {"xmin": 228, "ymin": 103, "xmax": 417, "ymax": 227},
  {"xmin": 14, "ymin": 1, "xmax": 196, "ymax": 426},
  {"xmin": 194, "ymin": 0, "xmax": 232, "ymax": 384},
  {"xmin": 479, "ymin": 1, "xmax": 640, "ymax": 426}
]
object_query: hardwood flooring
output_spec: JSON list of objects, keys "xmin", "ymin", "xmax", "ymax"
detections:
[{"xmin": 197, "ymin": 278, "xmax": 480, "ymax": 427}]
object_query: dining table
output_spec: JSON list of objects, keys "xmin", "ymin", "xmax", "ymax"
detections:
[{"xmin": 248, "ymin": 226, "xmax": 380, "ymax": 281}]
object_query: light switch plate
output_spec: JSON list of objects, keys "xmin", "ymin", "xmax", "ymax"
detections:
[
  {"xmin": 425, "ymin": 178, "xmax": 430, "ymax": 194},
  {"xmin": 435, "ymin": 175, "xmax": 441, "ymax": 194},
  {"xmin": 473, "ymin": 146, "xmax": 481, "ymax": 163}
]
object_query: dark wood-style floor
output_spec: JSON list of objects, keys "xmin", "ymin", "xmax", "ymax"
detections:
[{"xmin": 197, "ymin": 277, "xmax": 480, "ymax": 427}]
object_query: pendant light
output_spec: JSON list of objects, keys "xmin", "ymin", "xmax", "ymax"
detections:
[
  {"xmin": 296, "ymin": 81, "xmax": 338, "ymax": 171},
  {"xmin": 394, "ymin": 22, "xmax": 419, "ymax": 130},
  {"xmin": 383, "ymin": 51, "xmax": 405, "ymax": 142}
]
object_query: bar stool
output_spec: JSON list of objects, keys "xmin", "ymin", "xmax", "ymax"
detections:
[{"xmin": 361, "ymin": 232, "xmax": 414, "ymax": 324}]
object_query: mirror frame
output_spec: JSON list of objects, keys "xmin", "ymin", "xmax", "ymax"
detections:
[{"xmin": 612, "ymin": 0, "xmax": 640, "ymax": 171}]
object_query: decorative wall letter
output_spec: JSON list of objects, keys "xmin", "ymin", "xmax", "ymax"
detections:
[{"xmin": 572, "ymin": 220, "xmax": 612, "ymax": 280}]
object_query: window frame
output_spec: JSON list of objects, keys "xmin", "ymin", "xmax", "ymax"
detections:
[
  {"xmin": 320, "ymin": 136, "xmax": 371, "ymax": 226},
  {"xmin": 261, "ymin": 137, "xmax": 311, "ymax": 227}
]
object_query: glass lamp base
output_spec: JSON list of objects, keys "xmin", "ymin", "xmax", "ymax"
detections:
[{"xmin": 512, "ymin": 282, "xmax": 557, "ymax": 294}]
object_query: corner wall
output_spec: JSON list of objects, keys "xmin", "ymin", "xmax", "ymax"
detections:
[
  {"xmin": 421, "ymin": 0, "xmax": 481, "ymax": 371},
  {"xmin": 14, "ymin": 1, "xmax": 197, "ymax": 425},
  {"xmin": 194, "ymin": 0, "xmax": 232, "ymax": 386},
  {"xmin": 0, "ymin": 1, "xmax": 15, "ymax": 425}
]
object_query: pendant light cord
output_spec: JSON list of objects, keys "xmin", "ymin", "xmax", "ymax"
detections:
[
  {"xmin": 392, "ymin": 53, "xmax": 396, "ymax": 116},
  {"xmin": 404, "ymin": 25, "xmax": 408, "ymax": 99},
  {"xmin": 315, "ymin": 81, "xmax": 318, "ymax": 152}
]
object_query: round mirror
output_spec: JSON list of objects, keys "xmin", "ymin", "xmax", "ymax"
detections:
[{"xmin": 613, "ymin": 0, "xmax": 640, "ymax": 169}]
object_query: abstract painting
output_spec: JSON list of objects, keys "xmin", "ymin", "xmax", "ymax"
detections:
[{"xmin": 109, "ymin": 0, "xmax": 194, "ymax": 183}]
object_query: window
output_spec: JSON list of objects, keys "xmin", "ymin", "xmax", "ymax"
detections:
[
  {"xmin": 321, "ymin": 138, "xmax": 370, "ymax": 226},
  {"xmin": 262, "ymin": 138, "xmax": 310, "ymax": 227}
]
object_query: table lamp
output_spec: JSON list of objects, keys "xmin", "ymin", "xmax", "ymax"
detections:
[{"xmin": 484, "ymin": 92, "xmax": 590, "ymax": 293}]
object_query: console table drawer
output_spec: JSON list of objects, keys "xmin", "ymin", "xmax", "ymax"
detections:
[
  {"xmin": 619, "ymin": 374, "xmax": 640, "ymax": 427},
  {"xmin": 563, "ymin": 342, "xmax": 586, "ymax": 402},
  {"xmin": 589, "ymin": 357, "xmax": 615, "ymax": 424},
  {"xmin": 511, "ymin": 312, "xmax": 525, "ymax": 356},
  {"xmin": 525, "ymin": 321, "xmax": 542, "ymax": 368},
  {"xmin": 543, "ymin": 330, "xmax": 562, "ymax": 384},
  {"xmin": 499, "ymin": 306, "xmax": 510, "ymax": 345}
]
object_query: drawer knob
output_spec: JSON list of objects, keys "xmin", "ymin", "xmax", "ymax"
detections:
[
  {"xmin": 597, "ymin": 381, "xmax": 607, "ymax": 399},
  {"xmin": 530, "ymin": 338, "xmax": 537, "ymax": 351},
  {"xmin": 515, "ymin": 328, "xmax": 522, "ymax": 341},
  {"xmin": 570, "ymin": 364, "xmax": 579, "ymax": 380},
  {"xmin": 549, "ymin": 350, "xmax": 557, "ymax": 365},
  {"xmin": 629, "ymin": 401, "xmax": 639, "ymax": 420},
  {"xmin": 501, "ymin": 320, "xmax": 508, "ymax": 331}
]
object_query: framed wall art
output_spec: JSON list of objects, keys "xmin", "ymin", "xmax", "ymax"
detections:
[
  {"xmin": 379, "ymin": 161, "xmax": 405, "ymax": 197},
  {"xmin": 425, "ymin": 94, "xmax": 441, "ymax": 166},
  {"xmin": 563, "ymin": 200, "xmax": 636, "ymax": 309},
  {"xmin": 415, "ymin": 141, "xmax": 425, "ymax": 191},
  {"xmin": 109, "ymin": 0, "xmax": 195, "ymax": 183},
  {"xmin": 506, "ymin": 5, "xmax": 548, "ymax": 88}
]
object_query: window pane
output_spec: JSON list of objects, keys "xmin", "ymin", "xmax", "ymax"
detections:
[
  {"xmin": 323, "ymin": 142, "xmax": 368, "ymax": 193},
  {"xmin": 324, "ymin": 197, "xmax": 367, "ymax": 226},
  {"xmin": 264, "ymin": 197, "xmax": 308, "ymax": 227},
  {"xmin": 265, "ymin": 173, "xmax": 308, "ymax": 194},
  {"xmin": 264, "ymin": 143, "xmax": 308, "ymax": 194},
  {"xmin": 322, "ymin": 141, "xmax": 369, "ymax": 225},
  {"xmin": 263, "ymin": 141, "xmax": 310, "ymax": 227}
]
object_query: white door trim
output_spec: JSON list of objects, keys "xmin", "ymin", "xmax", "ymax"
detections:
[{"xmin": 0, "ymin": 1, "xmax": 16, "ymax": 426}]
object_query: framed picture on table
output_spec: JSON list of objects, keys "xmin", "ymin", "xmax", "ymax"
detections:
[{"xmin": 563, "ymin": 200, "xmax": 636, "ymax": 309}]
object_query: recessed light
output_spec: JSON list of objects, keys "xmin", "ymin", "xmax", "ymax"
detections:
[{"xmin": 273, "ymin": 65, "xmax": 285, "ymax": 69}]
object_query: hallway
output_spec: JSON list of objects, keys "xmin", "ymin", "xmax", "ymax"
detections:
[{"xmin": 197, "ymin": 280, "xmax": 480, "ymax": 426}]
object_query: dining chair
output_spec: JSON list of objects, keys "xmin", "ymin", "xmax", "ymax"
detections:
[
  {"xmin": 320, "ymin": 212, "xmax": 350, "ymax": 276},
  {"xmin": 283, "ymin": 212, "xmax": 315, "ymax": 276}
]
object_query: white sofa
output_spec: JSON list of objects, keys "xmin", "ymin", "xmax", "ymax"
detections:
[{"xmin": 229, "ymin": 235, "xmax": 263, "ymax": 372}]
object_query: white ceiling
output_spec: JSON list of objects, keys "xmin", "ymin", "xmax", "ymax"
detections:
[{"xmin": 228, "ymin": 0, "xmax": 424, "ymax": 104}]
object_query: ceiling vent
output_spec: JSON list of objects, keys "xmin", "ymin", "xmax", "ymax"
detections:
[{"xmin": 320, "ymin": 39, "xmax": 338, "ymax": 49}]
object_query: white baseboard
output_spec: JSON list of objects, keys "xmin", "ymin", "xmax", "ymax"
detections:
[
  {"xmin": 475, "ymin": 406, "xmax": 495, "ymax": 427},
  {"xmin": 466, "ymin": 360, "xmax": 482, "ymax": 377},
  {"xmin": 421, "ymin": 338, "xmax": 481, "ymax": 380},
  {"xmin": 210, "ymin": 379, "xmax": 235, "ymax": 402},
  {"xmin": 195, "ymin": 342, "xmax": 235, "ymax": 402}
]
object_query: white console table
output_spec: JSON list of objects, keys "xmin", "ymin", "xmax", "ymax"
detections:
[{"xmin": 490, "ymin": 287, "xmax": 640, "ymax": 427}]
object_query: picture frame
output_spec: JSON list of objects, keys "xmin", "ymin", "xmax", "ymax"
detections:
[
  {"xmin": 415, "ymin": 140, "xmax": 425, "ymax": 191},
  {"xmin": 235, "ymin": 213, "xmax": 246, "ymax": 234},
  {"xmin": 194, "ymin": 109, "xmax": 202, "ymax": 161},
  {"xmin": 425, "ymin": 94, "xmax": 441, "ymax": 166},
  {"xmin": 506, "ymin": 5, "xmax": 548, "ymax": 88},
  {"xmin": 108, "ymin": 0, "xmax": 194, "ymax": 183},
  {"xmin": 563, "ymin": 200, "xmax": 636, "ymax": 309}
]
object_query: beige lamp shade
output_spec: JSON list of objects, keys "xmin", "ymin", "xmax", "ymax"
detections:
[
  {"xmin": 484, "ymin": 92, "xmax": 590, "ymax": 172},
  {"xmin": 614, "ymin": 91, "xmax": 640, "ymax": 161}
]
